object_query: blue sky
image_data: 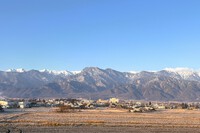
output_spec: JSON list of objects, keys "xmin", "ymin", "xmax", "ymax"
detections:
[{"xmin": 0, "ymin": 0, "xmax": 200, "ymax": 71}]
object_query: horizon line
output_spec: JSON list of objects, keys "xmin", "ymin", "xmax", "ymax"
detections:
[{"xmin": 1, "ymin": 67, "xmax": 200, "ymax": 73}]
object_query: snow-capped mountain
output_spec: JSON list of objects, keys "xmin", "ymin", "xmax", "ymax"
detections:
[
  {"xmin": 6, "ymin": 68, "xmax": 26, "ymax": 73},
  {"xmin": 5, "ymin": 67, "xmax": 200, "ymax": 79},
  {"xmin": 71, "ymin": 71, "xmax": 82, "ymax": 75},
  {"xmin": 164, "ymin": 67, "xmax": 200, "ymax": 81},
  {"xmin": 1, "ymin": 67, "xmax": 200, "ymax": 101},
  {"xmin": 39, "ymin": 69, "xmax": 73, "ymax": 76},
  {"xmin": 4, "ymin": 68, "xmax": 81, "ymax": 77}
]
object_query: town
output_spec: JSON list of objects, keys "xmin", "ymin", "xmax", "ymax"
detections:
[
  {"xmin": 1, "ymin": 98, "xmax": 200, "ymax": 113},
  {"xmin": 1, "ymin": 98, "xmax": 200, "ymax": 133}
]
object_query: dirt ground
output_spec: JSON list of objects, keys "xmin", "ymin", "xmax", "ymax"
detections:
[{"xmin": 0, "ymin": 107, "xmax": 200, "ymax": 133}]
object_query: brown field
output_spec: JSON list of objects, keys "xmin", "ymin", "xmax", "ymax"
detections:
[{"xmin": 0, "ymin": 107, "xmax": 200, "ymax": 133}]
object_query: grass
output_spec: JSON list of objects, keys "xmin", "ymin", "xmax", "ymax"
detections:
[{"xmin": 1, "ymin": 108, "xmax": 200, "ymax": 132}]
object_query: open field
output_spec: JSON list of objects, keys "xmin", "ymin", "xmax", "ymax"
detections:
[{"xmin": 0, "ymin": 107, "xmax": 200, "ymax": 133}]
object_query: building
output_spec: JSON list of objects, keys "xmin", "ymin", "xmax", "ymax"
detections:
[
  {"xmin": 0, "ymin": 100, "xmax": 16, "ymax": 108},
  {"xmin": 109, "ymin": 98, "xmax": 119, "ymax": 104},
  {"xmin": 97, "ymin": 99, "xmax": 108, "ymax": 104},
  {"xmin": 18, "ymin": 101, "xmax": 30, "ymax": 108}
]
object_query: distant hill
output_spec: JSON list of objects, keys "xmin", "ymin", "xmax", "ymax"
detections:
[{"xmin": 0, "ymin": 67, "xmax": 200, "ymax": 101}]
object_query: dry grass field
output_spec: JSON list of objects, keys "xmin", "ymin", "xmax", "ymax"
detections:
[{"xmin": 0, "ymin": 107, "xmax": 200, "ymax": 133}]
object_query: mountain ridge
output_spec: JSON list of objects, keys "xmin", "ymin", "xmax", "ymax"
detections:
[
  {"xmin": 3, "ymin": 67, "xmax": 200, "ymax": 79},
  {"xmin": 1, "ymin": 67, "xmax": 200, "ymax": 101}
]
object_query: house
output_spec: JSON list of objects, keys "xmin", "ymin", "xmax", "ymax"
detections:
[
  {"xmin": 18, "ymin": 101, "xmax": 31, "ymax": 108},
  {"xmin": 96, "ymin": 99, "xmax": 109, "ymax": 107},
  {"xmin": 0, "ymin": 100, "xmax": 17, "ymax": 108},
  {"xmin": 0, "ymin": 100, "xmax": 8, "ymax": 107},
  {"xmin": 96, "ymin": 99, "xmax": 108, "ymax": 104},
  {"xmin": 153, "ymin": 104, "xmax": 166, "ymax": 109},
  {"xmin": 109, "ymin": 98, "xmax": 119, "ymax": 104}
]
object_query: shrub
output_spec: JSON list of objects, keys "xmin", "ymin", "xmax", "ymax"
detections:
[{"xmin": 56, "ymin": 105, "xmax": 74, "ymax": 113}]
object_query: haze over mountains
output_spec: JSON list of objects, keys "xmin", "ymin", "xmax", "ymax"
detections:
[{"xmin": 1, "ymin": 67, "xmax": 200, "ymax": 101}]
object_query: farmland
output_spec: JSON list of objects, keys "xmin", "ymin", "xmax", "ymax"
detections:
[{"xmin": 0, "ymin": 107, "xmax": 200, "ymax": 133}]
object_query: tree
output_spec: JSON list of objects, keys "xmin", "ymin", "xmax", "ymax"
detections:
[
  {"xmin": 181, "ymin": 103, "xmax": 188, "ymax": 109},
  {"xmin": 56, "ymin": 105, "xmax": 73, "ymax": 113},
  {"xmin": 0, "ymin": 105, "xmax": 4, "ymax": 112}
]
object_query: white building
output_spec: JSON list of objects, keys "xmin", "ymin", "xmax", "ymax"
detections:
[
  {"xmin": 109, "ymin": 98, "xmax": 119, "ymax": 104},
  {"xmin": 18, "ymin": 101, "xmax": 30, "ymax": 108},
  {"xmin": 0, "ymin": 100, "xmax": 16, "ymax": 108}
]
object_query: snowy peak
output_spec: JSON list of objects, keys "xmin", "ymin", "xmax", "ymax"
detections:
[
  {"xmin": 164, "ymin": 67, "xmax": 200, "ymax": 79},
  {"xmin": 3, "ymin": 67, "xmax": 200, "ymax": 81},
  {"xmin": 6, "ymin": 68, "xmax": 26, "ymax": 73},
  {"xmin": 165, "ymin": 67, "xmax": 194, "ymax": 74},
  {"xmin": 39, "ymin": 69, "xmax": 73, "ymax": 76},
  {"xmin": 126, "ymin": 67, "xmax": 200, "ymax": 81},
  {"xmin": 71, "ymin": 71, "xmax": 81, "ymax": 75},
  {"xmin": 129, "ymin": 71, "xmax": 139, "ymax": 74},
  {"xmin": 4, "ymin": 68, "xmax": 81, "ymax": 76},
  {"xmin": 2, "ymin": 67, "xmax": 200, "ymax": 101}
]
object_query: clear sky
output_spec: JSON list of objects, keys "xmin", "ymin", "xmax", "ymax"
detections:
[{"xmin": 0, "ymin": 0, "xmax": 200, "ymax": 72}]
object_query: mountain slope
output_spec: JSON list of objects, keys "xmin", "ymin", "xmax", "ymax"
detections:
[{"xmin": 0, "ymin": 67, "xmax": 200, "ymax": 101}]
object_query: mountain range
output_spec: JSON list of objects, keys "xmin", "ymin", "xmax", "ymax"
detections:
[{"xmin": 1, "ymin": 67, "xmax": 200, "ymax": 101}]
